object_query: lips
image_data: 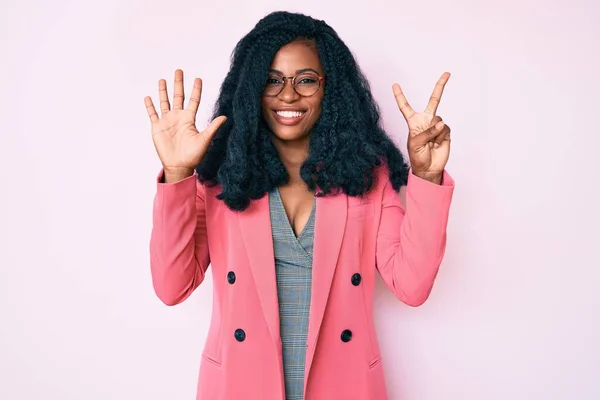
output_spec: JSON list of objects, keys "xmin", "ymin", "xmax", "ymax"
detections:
[{"xmin": 272, "ymin": 109, "xmax": 307, "ymax": 126}]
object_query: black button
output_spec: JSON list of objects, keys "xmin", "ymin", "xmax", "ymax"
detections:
[
  {"xmin": 234, "ymin": 329, "xmax": 246, "ymax": 342},
  {"xmin": 227, "ymin": 271, "xmax": 236, "ymax": 284},
  {"xmin": 341, "ymin": 329, "xmax": 352, "ymax": 342},
  {"xmin": 351, "ymin": 273, "xmax": 362, "ymax": 286}
]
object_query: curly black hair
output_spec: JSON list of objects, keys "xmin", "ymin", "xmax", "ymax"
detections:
[{"xmin": 195, "ymin": 11, "xmax": 410, "ymax": 211}]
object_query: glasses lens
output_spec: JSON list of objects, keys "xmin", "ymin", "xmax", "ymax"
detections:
[
  {"xmin": 264, "ymin": 75, "xmax": 284, "ymax": 96},
  {"xmin": 294, "ymin": 73, "xmax": 320, "ymax": 97}
]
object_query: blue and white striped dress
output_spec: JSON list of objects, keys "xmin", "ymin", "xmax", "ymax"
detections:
[{"xmin": 269, "ymin": 188, "xmax": 315, "ymax": 400}]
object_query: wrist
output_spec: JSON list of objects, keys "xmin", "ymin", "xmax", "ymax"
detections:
[
  {"xmin": 412, "ymin": 170, "xmax": 443, "ymax": 185},
  {"xmin": 163, "ymin": 167, "xmax": 195, "ymax": 183}
]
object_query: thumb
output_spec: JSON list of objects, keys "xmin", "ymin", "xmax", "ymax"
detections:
[
  {"xmin": 417, "ymin": 119, "xmax": 445, "ymax": 145},
  {"xmin": 203, "ymin": 116, "xmax": 228, "ymax": 141}
]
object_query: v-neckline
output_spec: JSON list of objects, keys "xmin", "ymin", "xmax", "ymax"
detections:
[{"xmin": 274, "ymin": 187, "xmax": 316, "ymax": 240}]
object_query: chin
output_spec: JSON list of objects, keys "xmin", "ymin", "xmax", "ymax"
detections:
[{"xmin": 270, "ymin": 126, "xmax": 310, "ymax": 142}]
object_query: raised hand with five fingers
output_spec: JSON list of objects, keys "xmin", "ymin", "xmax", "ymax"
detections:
[
  {"xmin": 144, "ymin": 69, "xmax": 227, "ymax": 183},
  {"xmin": 393, "ymin": 72, "xmax": 452, "ymax": 185}
]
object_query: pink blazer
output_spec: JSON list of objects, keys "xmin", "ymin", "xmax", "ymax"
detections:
[{"xmin": 149, "ymin": 165, "xmax": 454, "ymax": 400}]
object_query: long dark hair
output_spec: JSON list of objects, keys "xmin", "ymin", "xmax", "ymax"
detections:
[{"xmin": 196, "ymin": 11, "xmax": 409, "ymax": 211}]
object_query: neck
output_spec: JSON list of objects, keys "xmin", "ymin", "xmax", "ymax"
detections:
[{"xmin": 272, "ymin": 137, "xmax": 309, "ymax": 185}]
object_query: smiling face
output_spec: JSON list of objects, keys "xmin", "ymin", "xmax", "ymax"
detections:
[{"xmin": 261, "ymin": 40, "xmax": 325, "ymax": 146}]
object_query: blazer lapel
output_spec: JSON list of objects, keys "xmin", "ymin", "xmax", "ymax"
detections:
[
  {"xmin": 304, "ymin": 192, "xmax": 347, "ymax": 389},
  {"xmin": 238, "ymin": 195, "xmax": 280, "ymax": 348}
]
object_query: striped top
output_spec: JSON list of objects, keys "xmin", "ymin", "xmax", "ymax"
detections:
[{"xmin": 269, "ymin": 188, "xmax": 315, "ymax": 400}]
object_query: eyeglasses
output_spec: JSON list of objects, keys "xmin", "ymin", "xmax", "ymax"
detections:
[{"xmin": 263, "ymin": 71, "xmax": 324, "ymax": 97}]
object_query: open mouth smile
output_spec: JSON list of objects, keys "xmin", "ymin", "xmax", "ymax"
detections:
[{"xmin": 272, "ymin": 109, "xmax": 307, "ymax": 125}]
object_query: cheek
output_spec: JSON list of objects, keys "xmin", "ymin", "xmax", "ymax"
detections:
[
  {"xmin": 261, "ymin": 99, "xmax": 269, "ymax": 114},
  {"xmin": 309, "ymin": 95, "xmax": 324, "ymax": 117},
  {"xmin": 261, "ymin": 100, "xmax": 274, "ymax": 121}
]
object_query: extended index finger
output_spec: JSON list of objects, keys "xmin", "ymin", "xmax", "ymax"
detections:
[
  {"xmin": 186, "ymin": 78, "xmax": 202, "ymax": 114},
  {"xmin": 392, "ymin": 83, "xmax": 415, "ymax": 121},
  {"xmin": 425, "ymin": 72, "xmax": 451, "ymax": 115}
]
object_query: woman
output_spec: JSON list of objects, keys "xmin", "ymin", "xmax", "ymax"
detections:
[{"xmin": 144, "ymin": 11, "xmax": 454, "ymax": 400}]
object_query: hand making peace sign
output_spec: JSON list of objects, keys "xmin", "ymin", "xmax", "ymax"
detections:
[{"xmin": 393, "ymin": 72, "xmax": 452, "ymax": 184}]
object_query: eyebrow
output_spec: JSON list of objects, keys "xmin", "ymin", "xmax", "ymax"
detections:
[{"xmin": 269, "ymin": 68, "xmax": 320, "ymax": 75}]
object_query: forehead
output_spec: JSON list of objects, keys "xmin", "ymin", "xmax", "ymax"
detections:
[{"xmin": 270, "ymin": 40, "xmax": 323, "ymax": 74}]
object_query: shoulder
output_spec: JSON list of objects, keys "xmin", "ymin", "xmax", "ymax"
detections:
[
  {"xmin": 352, "ymin": 164, "xmax": 392, "ymax": 204},
  {"xmin": 369, "ymin": 163, "xmax": 407, "ymax": 208},
  {"xmin": 199, "ymin": 179, "xmax": 221, "ymax": 198},
  {"xmin": 373, "ymin": 163, "xmax": 395, "ymax": 192}
]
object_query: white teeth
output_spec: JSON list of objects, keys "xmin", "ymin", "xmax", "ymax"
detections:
[{"xmin": 276, "ymin": 110, "xmax": 305, "ymax": 118}]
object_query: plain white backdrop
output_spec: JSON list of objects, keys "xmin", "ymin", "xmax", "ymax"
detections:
[{"xmin": 1, "ymin": 0, "xmax": 599, "ymax": 399}]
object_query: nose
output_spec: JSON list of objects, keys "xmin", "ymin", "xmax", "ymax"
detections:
[{"xmin": 279, "ymin": 78, "xmax": 300, "ymax": 102}]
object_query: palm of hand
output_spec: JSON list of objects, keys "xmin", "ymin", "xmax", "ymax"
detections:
[
  {"xmin": 393, "ymin": 72, "xmax": 452, "ymax": 177},
  {"xmin": 144, "ymin": 69, "xmax": 227, "ymax": 173},
  {"xmin": 152, "ymin": 109, "xmax": 204, "ymax": 170}
]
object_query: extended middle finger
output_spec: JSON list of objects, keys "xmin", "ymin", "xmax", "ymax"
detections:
[{"xmin": 173, "ymin": 69, "xmax": 185, "ymax": 110}]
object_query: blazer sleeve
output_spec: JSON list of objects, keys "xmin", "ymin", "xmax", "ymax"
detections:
[
  {"xmin": 375, "ymin": 168, "xmax": 455, "ymax": 306},
  {"xmin": 149, "ymin": 170, "xmax": 210, "ymax": 306}
]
